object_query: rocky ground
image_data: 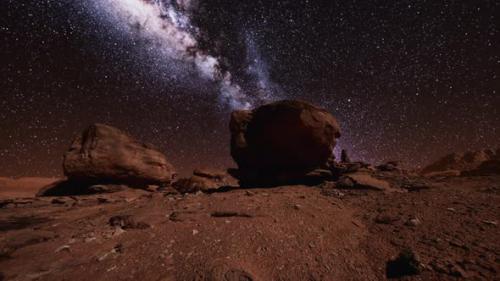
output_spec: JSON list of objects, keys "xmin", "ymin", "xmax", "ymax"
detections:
[{"xmin": 1, "ymin": 174, "xmax": 498, "ymax": 281}]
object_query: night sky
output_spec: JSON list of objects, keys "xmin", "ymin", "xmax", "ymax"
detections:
[{"xmin": 1, "ymin": 0, "xmax": 499, "ymax": 177}]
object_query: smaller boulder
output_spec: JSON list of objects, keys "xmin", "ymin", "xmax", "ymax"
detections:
[
  {"xmin": 337, "ymin": 172, "xmax": 396, "ymax": 192},
  {"xmin": 63, "ymin": 124, "xmax": 176, "ymax": 187},
  {"xmin": 109, "ymin": 215, "xmax": 149, "ymax": 230},
  {"xmin": 173, "ymin": 169, "xmax": 231, "ymax": 194},
  {"xmin": 377, "ymin": 161, "xmax": 399, "ymax": 172}
]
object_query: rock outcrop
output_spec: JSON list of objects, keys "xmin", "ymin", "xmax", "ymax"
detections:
[
  {"xmin": 229, "ymin": 100, "xmax": 341, "ymax": 185},
  {"xmin": 422, "ymin": 149, "xmax": 499, "ymax": 175},
  {"xmin": 173, "ymin": 169, "xmax": 232, "ymax": 194},
  {"xmin": 63, "ymin": 123, "xmax": 176, "ymax": 186}
]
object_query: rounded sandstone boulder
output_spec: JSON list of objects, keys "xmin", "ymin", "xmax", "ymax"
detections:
[
  {"xmin": 63, "ymin": 123, "xmax": 176, "ymax": 186},
  {"xmin": 230, "ymin": 100, "xmax": 341, "ymax": 171}
]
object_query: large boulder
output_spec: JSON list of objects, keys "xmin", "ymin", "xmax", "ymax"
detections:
[
  {"xmin": 63, "ymin": 124, "xmax": 176, "ymax": 186},
  {"xmin": 230, "ymin": 100, "xmax": 341, "ymax": 173}
]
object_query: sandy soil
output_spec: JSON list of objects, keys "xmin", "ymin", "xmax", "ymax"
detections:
[
  {"xmin": 0, "ymin": 178, "xmax": 59, "ymax": 200},
  {"xmin": 0, "ymin": 175, "xmax": 499, "ymax": 280}
]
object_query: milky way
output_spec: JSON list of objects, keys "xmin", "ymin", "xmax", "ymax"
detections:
[
  {"xmin": 0, "ymin": 0, "xmax": 499, "ymax": 176},
  {"xmin": 87, "ymin": 0, "xmax": 280, "ymax": 109}
]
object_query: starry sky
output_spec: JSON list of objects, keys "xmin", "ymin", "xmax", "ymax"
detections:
[{"xmin": 1, "ymin": 0, "xmax": 499, "ymax": 177}]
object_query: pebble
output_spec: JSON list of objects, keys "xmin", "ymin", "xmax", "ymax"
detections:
[
  {"xmin": 482, "ymin": 220, "xmax": 497, "ymax": 226},
  {"xmin": 55, "ymin": 245, "xmax": 71, "ymax": 253}
]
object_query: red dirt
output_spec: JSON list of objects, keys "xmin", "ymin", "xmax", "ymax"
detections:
[{"xmin": 0, "ymin": 175, "xmax": 499, "ymax": 280}]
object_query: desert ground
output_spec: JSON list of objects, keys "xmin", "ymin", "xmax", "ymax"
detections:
[{"xmin": 0, "ymin": 173, "xmax": 499, "ymax": 280}]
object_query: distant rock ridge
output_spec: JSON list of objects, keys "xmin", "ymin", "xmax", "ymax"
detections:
[{"xmin": 422, "ymin": 149, "xmax": 500, "ymax": 175}]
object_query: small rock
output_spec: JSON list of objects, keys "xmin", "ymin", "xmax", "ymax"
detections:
[
  {"xmin": 84, "ymin": 237, "xmax": 97, "ymax": 243},
  {"xmin": 192, "ymin": 229, "xmax": 199, "ymax": 235},
  {"xmin": 97, "ymin": 197, "xmax": 111, "ymax": 204},
  {"xmin": 377, "ymin": 161, "xmax": 399, "ymax": 172},
  {"xmin": 406, "ymin": 217, "xmax": 422, "ymax": 227},
  {"xmin": 341, "ymin": 149, "xmax": 351, "ymax": 163},
  {"xmin": 338, "ymin": 173, "xmax": 395, "ymax": 192},
  {"xmin": 375, "ymin": 214, "xmax": 399, "ymax": 225},
  {"xmin": 211, "ymin": 211, "xmax": 253, "ymax": 218},
  {"xmin": 55, "ymin": 245, "xmax": 71, "ymax": 253},
  {"xmin": 109, "ymin": 215, "xmax": 150, "ymax": 229},
  {"xmin": 51, "ymin": 198, "xmax": 67, "ymax": 205},
  {"xmin": 386, "ymin": 249, "xmax": 421, "ymax": 278},
  {"xmin": 482, "ymin": 220, "xmax": 497, "ymax": 226},
  {"xmin": 88, "ymin": 184, "xmax": 125, "ymax": 194}
]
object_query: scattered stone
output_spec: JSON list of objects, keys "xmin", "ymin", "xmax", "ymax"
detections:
[
  {"xmin": 386, "ymin": 249, "xmax": 421, "ymax": 278},
  {"xmin": 55, "ymin": 245, "xmax": 71, "ymax": 253},
  {"xmin": 377, "ymin": 161, "xmax": 399, "ymax": 172},
  {"xmin": 51, "ymin": 198, "xmax": 68, "ymax": 205},
  {"xmin": 374, "ymin": 214, "xmax": 399, "ymax": 225},
  {"xmin": 331, "ymin": 162, "xmax": 363, "ymax": 176},
  {"xmin": 321, "ymin": 188, "xmax": 345, "ymax": 199},
  {"xmin": 109, "ymin": 215, "xmax": 149, "ymax": 230},
  {"xmin": 406, "ymin": 217, "xmax": 422, "ymax": 227},
  {"xmin": 304, "ymin": 169, "xmax": 333, "ymax": 182},
  {"xmin": 482, "ymin": 220, "xmax": 497, "ymax": 226},
  {"xmin": 193, "ymin": 169, "xmax": 226, "ymax": 181},
  {"xmin": 173, "ymin": 175, "xmax": 222, "ymax": 194},
  {"xmin": 192, "ymin": 229, "xmax": 199, "ymax": 235},
  {"xmin": 97, "ymin": 197, "xmax": 112, "ymax": 204},
  {"xmin": 211, "ymin": 211, "xmax": 253, "ymax": 218},
  {"xmin": 88, "ymin": 184, "xmax": 126, "ymax": 194},
  {"xmin": 337, "ymin": 173, "xmax": 395, "ymax": 192},
  {"xmin": 245, "ymin": 190, "xmax": 255, "ymax": 196},
  {"xmin": 0, "ymin": 199, "xmax": 14, "ymax": 208},
  {"xmin": 397, "ymin": 177, "xmax": 433, "ymax": 192},
  {"xmin": 97, "ymin": 245, "xmax": 122, "ymax": 262}
]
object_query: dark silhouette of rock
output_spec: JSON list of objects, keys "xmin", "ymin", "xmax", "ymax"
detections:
[
  {"xmin": 109, "ymin": 215, "xmax": 150, "ymax": 230},
  {"xmin": 340, "ymin": 149, "xmax": 351, "ymax": 163},
  {"xmin": 462, "ymin": 160, "xmax": 500, "ymax": 176},
  {"xmin": 229, "ymin": 100, "xmax": 340, "ymax": 185},
  {"xmin": 422, "ymin": 149, "xmax": 498, "ymax": 175},
  {"xmin": 377, "ymin": 161, "xmax": 399, "ymax": 172},
  {"xmin": 64, "ymin": 124, "xmax": 176, "ymax": 186},
  {"xmin": 386, "ymin": 249, "xmax": 421, "ymax": 278},
  {"xmin": 36, "ymin": 180, "xmax": 126, "ymax": 197}
]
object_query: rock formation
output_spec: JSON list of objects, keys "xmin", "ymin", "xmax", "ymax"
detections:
[
  {"xmin": 229, "ymin": 100, "xmax": 341, "ymax": 185},
  {"xmin": 63, "ymin": 123, "xmax": 176, "ymax": 186},
  {"xmin": 173, "ymin": 169, "xmax": 232, "ymax": 194},
  {"xmin": 422, "ymin": 149, "xmax": 499, "ymax": 175}
]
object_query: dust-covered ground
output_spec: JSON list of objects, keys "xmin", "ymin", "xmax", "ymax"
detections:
[{"xmin": 0, "ymin": 175, "xmax": 499, "ymax": 280}]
